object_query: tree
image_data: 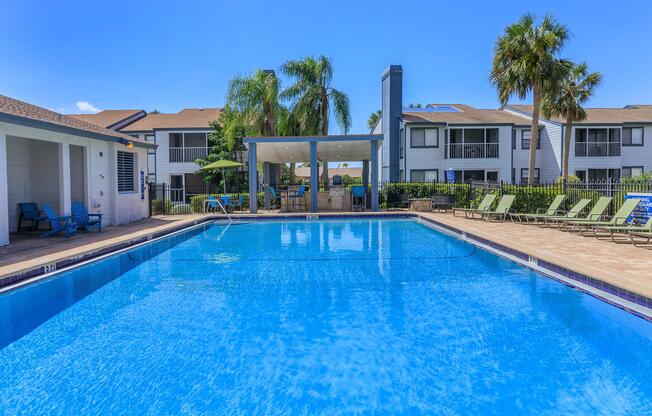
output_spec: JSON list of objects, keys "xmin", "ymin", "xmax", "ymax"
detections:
[
  {"xmin": 490, "ymin": 14, "xmax": 571, "ymax": 184},
  {"xmin": 281, "ymin": 56, "xmax": 352, "ymax": 187},
  {"xmin": 541, "ymin": 63, "xmax": 602, "ymax": 180},
  {"xmin": 226, "ymin": 69, "xmax": 282, "ymax": 138},
  {"xmin": 368, "ymin": 110, "xmax": 381, "ymax": 133}
]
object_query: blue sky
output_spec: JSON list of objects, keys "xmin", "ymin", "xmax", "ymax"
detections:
[{"xmin": 1, "ymin": 0, "xmax": 651, "ymax": 134}]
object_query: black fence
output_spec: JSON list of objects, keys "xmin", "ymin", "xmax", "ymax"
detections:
[{"xmin": 149, "ymin": 179, "xmax": 652, "ymax": 216}]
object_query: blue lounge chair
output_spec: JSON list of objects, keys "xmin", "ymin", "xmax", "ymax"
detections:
[
  {"xmin": 71, "ymin": 202, "xmax": 103, "ymax": 232},
  {"xmin": 40, "ymin": 204, "xmax": 77, "ymax": 237},
  {"xmin": 351, "ymin": 186, "xmax": 366, "ymax": 212},
  {"xmin": 17, "ymin": 202, "xmax": 47, "ymax": 231}
]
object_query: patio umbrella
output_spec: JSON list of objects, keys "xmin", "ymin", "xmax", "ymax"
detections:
[{"xmin": 201, "ymin": 159, "xmax": 243, "ymax": 194}]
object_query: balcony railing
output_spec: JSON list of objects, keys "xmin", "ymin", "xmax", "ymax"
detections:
[
  {"xmin": 169, "ymin": 147, "xmax": 209, "ymax": 163},
  {"xmin": 446, "ymin": 143, "xmax": 499, "ymax": 159},
  {"xmin": 575, "ymin": 142, "xmax": 621, "ymax": 157}
]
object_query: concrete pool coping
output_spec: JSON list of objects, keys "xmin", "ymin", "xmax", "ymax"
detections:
[{"xmin": 0, "ymin": 211, "xmax": 650, "ymax": 320}]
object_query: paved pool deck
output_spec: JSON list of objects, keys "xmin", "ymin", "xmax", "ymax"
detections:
[{"xmin": 0, "ymin": 211, "xmax": 650, "ymax": 304}]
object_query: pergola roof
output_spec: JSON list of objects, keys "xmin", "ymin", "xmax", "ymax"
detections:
[{"xmin": 243, "ymin": 134, "xmax": 382, "ymax": 163}]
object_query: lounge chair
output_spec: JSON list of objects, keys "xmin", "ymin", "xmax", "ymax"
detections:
[
  {"xmin": 563, "ymin": 198, "xmax": 640, "ymax": 234},
  {"xmin": 509, "ymin": 195, "xmax": 566, "ymax": 223},
  {"xmin": 17, "ymin": 202, "xmax": 47, "ymax": 231},
  {"xmin": 452, "ymin": 194, "xmax": 497, "ymax": 218},
  {"xmin": 544, "ymin": 196, "xmax": 612, "ymax": 228},
  {"xmin": 539, "ymin": 198, "xmax": 593, "ymax": 227},
  {"xmin": 478, "ymin": 195, "xmax": 516, "ymax": 221},
  {"xmin": 71, "ymin": 201, "xmax": 103, "ymax": 232},
  {"xmin": 351, "ymin": 186, "xmax": 366, "ymax": 212},
  {"xmin": 594, "ymin": 216, "xmax": 652, "ymax": 243},
  {"xmin": 40, "ymin": 204, "xmax": 77, "ymax": 237},
  {"xmin": 629, "ymin": 230, "xmax": 652, "ymax": 247}
]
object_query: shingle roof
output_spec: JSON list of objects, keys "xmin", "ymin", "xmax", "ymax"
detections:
[
  {"xmin": 68, "ymin": 109, "xmax": 144, "ymax": 129},
  {"xmin": 505, "ymin": 104, "xmax": 652, "ymax": 124},
  {"xmin": 119, "ymin": 108, "xmax": 222, "ymax": 132},
  {"xmin": 403, "ymin": 104, "xmax": 527, "ymax": 125},
  {"xmin": 0, "ymin": 95, "xmax": 153, "ymax": 148}
]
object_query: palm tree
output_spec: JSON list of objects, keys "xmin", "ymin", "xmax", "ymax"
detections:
[
  {"xmin": 368, "ymin": 110, "xmax": 381, "ymax": 133},
  {"xmin": 542, "ymin": 63, "xmax": 602, "ymax": 180},
  {"xmin": 281, "ymin": 56, "xmax": 352, "ymax": 186},
  {"xmin": 226, "ymin": 69, "xmax": 282, "ymax": 137},
  {"xmin": 490, "ymin": 14, "xmax": 571, "ymax": 184}
]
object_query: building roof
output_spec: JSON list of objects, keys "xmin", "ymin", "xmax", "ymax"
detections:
[
  {"xmin": 295, "ymin": 166, "xmax": 363, "ymax": 178},
  {"xmin": 67, "ymin": 109, "xmax": 144, "ymax": 129},
  {"xmin": 119, "ymin": 108, "xmax": 222, "ymax": 132},
  {"xmin": 402, "ymin": 104, "xmax": 527, "ymax": 125},
  {"xmin": 505, "ymin": 104, "xmax": 652, "ymax": 124},
  {"xmin": 0, "ymin": 95, "xmax": 154, "ymax": 148}
]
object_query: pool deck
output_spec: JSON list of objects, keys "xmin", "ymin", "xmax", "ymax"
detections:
[
  {"xmin": 0, "ymin": 210, "xmax": 650, "ymax": 306},
  {"xmin": 419, "ymin": 212, "xmax": 652, "ymax": 303}
]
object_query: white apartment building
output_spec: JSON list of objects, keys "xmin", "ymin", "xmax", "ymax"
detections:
[
  {"xmin": 1, "ymin": 96, "xmax": 154, "ymax": 245},
  {"xmin": 71, "ymin": 108, "xmax": 222, "ymax": 202},
  {"xmin": 377, "ymin": 65, "xmax": 651, "ymax": 183}
]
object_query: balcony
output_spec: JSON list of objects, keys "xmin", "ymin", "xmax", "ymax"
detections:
[
  {"xmin": 169, "ymin": 147, "xmax": 209, "ymax": 163},
  {"xmin": 446, "ymin": 143, "xmax": 499, "ymax": 159},
  {"xmin": 575, "ymin": 142, "xmax": 621, "ymax": 157}
]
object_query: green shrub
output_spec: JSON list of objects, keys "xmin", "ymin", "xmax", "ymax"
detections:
[
  {"xmin": 381, "ymin": 183, "xmax": 471, "ymax": 208},
  {"xmin": 151, "ymin": 199, "xmax": 173, "ymax": 215}
]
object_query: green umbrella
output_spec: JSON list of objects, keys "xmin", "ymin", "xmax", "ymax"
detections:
[{"xmin": 201, "ymin": 159, "xmax": 244, "ymax": 194}]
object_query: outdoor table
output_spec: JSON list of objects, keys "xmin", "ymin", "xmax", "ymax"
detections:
[{"xmin": 220, "ymin": 195, "xmax": 233, "ymax": 211}]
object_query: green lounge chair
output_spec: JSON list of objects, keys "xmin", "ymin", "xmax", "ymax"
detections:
[
  {"xmin": 509, "ymin": 195, "xmax": 566, "ymax": 223},
  {"xmin": 40, "ymin": 204, "xmax": 78, "ymax": 238},
  {"xmin": 452, "ymin": 194, "xmax": 497, "ymax": 218},
  {"xmin": 594, "ymin": 216, "xmax": 652, "ymax": 242},
  {"xmin": 544, "ymin": 196, "xmax": 612, "ymax": 227},
  {"xmin": 71, "ymin": 201, "xmax": 103, "ymax": 232},
  {"xmin": 629, "ymin": 230, "xmax": 652, "ymax": 247},
  {"xmin": 478, "ymin": 195, "xmax": 516, "ymax": 221},
  {"xmin": 539, "ymin": 198, "xmax": 592, "ymax": 227},
  {"xmin": 563, "ymin": 198, "xmax": 640, "ymax": 234}
]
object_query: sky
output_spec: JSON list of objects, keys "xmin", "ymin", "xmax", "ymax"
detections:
[{"xmin": 1, "ymin": 0, "xmax": 651, "ymax": 135}]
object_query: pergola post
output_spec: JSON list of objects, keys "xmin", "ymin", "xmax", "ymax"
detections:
[
  {"xmin": 370, "ymin": 140, "xmax": 379, "ymax": 212},
  {"xmin": 263, "ymin": 161, "xmax": 271, "ymax": 210},
  {"xmin": 310, "ymin": 141, "xmax": 318, "ymax": 213},
  {"xmin": 248, "ymin": 142, "xmax": 257, "ymax": 213},
  {"xmin": 362, "ymin": 160, "xmax": 369, "ymax": 189}
]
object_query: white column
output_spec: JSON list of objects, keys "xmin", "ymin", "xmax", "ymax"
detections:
[
  {"xmin": 0, "ymin": 132, "xmax": 9, "ymax": 245},
  {"xmin": 59, "ymin": 142, "xmax": 71, "ymax": 216}
]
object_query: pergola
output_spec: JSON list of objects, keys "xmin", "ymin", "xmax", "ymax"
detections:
[{"xmin": 243, "ymin": 134, "xmax": 383, "ymax": 213}]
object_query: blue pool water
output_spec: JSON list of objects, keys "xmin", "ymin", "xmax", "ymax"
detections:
[{"xmin": 1, "ymin": 218, "xmax": 651, "ymax": 414}]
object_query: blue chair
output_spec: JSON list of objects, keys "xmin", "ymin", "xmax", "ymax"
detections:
[
  {"xmin": 71, "ymin": 202, "xmax": 103, "ymax": 232},
  {"xmin": 204, "ymin": 196, "xmax": 220, "ymax": 213},
  {"xmin": 40, "ymin": 204, "xmax": 77, "ymax": 237},
  {"xmin": 220, "ymin": 195, "xmax": 233, "ymax": 212},
  {"xmin": 351, "ymin": 186, "xmax": 366, "ymax": 212},
  {"xmin": 231, "ymin": 195, "xmax": 245, "ymax": 211},
  {"xmin": 288, "ymin": 186, "xmax": 306, "ymax": 211},
  {"xmin": 269, "ymin": 186, "xmax": 282, "ymax": 209},
  {"xmin": 17, "ymin": 202, "xmax": 47, "ymax": 231}
]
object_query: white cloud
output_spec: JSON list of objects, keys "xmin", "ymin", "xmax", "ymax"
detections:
[{"xmin": 75, "ymin": 101, "xmax": 100, "ymax": 113}]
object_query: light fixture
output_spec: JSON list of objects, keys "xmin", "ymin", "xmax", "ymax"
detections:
[{"xmin": 125, "ymin": 140, "xmax": 134, "ymax": 149}]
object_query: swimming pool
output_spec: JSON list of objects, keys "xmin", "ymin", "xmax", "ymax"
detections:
[{"xmin": 1, "ymin": 218, "xmax": 651, "ymax": 414}]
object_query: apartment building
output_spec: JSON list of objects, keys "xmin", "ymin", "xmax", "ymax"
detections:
[
  {"xmin": 70, "ymin": 108, "xmax": 221, "ymax": 201},
  {"xmin": 376, "ymin": 65, "xmax": 651, "ymax": 183}
]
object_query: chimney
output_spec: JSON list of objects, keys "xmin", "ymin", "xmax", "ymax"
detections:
[{"xmin": 382, "ymin": 65, "xmax": 403, "ymax": 182}]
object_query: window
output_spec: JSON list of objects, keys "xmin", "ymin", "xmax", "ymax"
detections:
[
  {"xmin": 622, "ymin": 166, "xmax": 644, "ymax": 178},
  {"xmin": 521, "ymin": 130, "xmax": 540, "ymax": 150},
  {"xmin": 169, "ymin": 133, "xmax": 183, "ymax": 147},
  {"xmin": 520, "ymin": 168, "xmax": 540, "ymax": 184},
  {"xmin": 587, "ymin": 169, "xmax": 620, "ymax": 182},
  {"xmin": 576, "ymin": 128, "xmax": 621, "ymax": 156},
  {"xmin": 575, "ymin": 170, "xmax": 587, "ymax": 182},
  {"xmin": 623, "ymin": 127, "xmax": 644, "ymax": 146},
  {"xmin": 410, "ymin": 169, "xmax": 438, "ymax": 182},
  {"xmin": 117, "ymin": 151, "xmax": 136, "ymax": 192},
  {"xmin": 410, "ymin": 128, "xmax": 438, "ymax": 148},
  {"xmin": 486, "ymin": 171, "xmax": 499, "ymax": 182}
]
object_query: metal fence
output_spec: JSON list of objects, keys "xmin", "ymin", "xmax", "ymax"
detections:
[{"xmin": 149, "ymin": 179, "xmax": 652, "ymax": 215}]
